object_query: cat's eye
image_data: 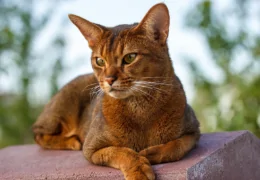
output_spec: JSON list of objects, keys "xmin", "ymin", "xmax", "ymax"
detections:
[
  {"xmin": 96, "ymin": 57, "xmax": 105, "ymax": 66},
  {"xmin": 123, "ymin": 53, "xmax": 137, "ymax": 64}
]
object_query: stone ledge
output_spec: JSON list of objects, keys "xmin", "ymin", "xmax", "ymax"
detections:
[{"xmin": 0, "ymin": 131, "xmax": 260, "ymax": 180}]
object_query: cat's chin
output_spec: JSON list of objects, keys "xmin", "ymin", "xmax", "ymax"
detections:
[{"xmin": 107, "ymin": 90, "xmax": 131, "ymax": 99}]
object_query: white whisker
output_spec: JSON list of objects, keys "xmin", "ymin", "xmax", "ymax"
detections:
[
  {"xmin": 131, "ymin": 86, "xmax": 155, "ymax": 101},
  {"xmin": 96, "ymin": 88, "xmax": 104, "ymax": 98},
  {"xmin": 89, "ymin": 85, "xmax": 102, "ymax": 102},
  {"xmin": 81, "ymin": 82, "xmax": 99, "ymax": 93},
  {"xmin": 134, "ymin": 84, "xmax": 168, "ymax": 94},
  {"xmin": 135, "ymin": 81, "xmax": 173, "ymax": 86},
  {"xmin": 141, "ymin": 77, "xmax": 173, "ymax": 79}
]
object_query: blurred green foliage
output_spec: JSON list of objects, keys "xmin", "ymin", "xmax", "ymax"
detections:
[
  {"xmin": 0, "ymin": 0, "xmax": 259, "ymax": 149},
  {"xmin": 185, "ymin": 0, "xmax": 260, "ymax": 136},
  {"xmin": 0, "ymin": 0, "xmax": 66, "ymax": 148}
]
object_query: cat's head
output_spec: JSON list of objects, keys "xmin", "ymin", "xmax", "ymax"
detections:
[{"xmin": 69, "ymin": 3, "xmax": 173, "ymax": 99}]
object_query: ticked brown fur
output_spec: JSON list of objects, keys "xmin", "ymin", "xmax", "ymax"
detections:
[{"xmin": 33, "ymin": 3, "xmax": 200, "ymax": 180}]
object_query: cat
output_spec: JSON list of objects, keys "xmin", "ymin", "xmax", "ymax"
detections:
[{"xmin": 32, "ymin": 3, "xmax": 200, "ymax": 180}]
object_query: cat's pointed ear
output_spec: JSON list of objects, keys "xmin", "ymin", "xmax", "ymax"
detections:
[
  {"xmin": 135, "ymin": 3, "xmax": 170, "ymax": 44},
  {"xmin": 68, "ymin": 14, "xmax": 103, "ymax": 48}
]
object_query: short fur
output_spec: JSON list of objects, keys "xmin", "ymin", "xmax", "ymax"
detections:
[{"xmin": 33, "ymin": 3, "xmax": 200, "ymax": 180}]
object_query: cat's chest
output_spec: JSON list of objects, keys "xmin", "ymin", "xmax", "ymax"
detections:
[
  {"xmin": 106, "ymin": 114, "xmax": 180, "ymax": 152},
  {"xmin": 109, "ymin": 122, "xmax": 150, "ymax": 151},
  {"xmin": 101, "ymin": 98, "xmax": 181, "ymax": 151}
]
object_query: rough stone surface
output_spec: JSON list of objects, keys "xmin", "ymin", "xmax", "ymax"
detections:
[{"xmin": 0, "ymin": 131, "xmax": 259, "ymax": 180}]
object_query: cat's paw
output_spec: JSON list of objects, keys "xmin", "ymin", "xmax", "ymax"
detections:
[
  {"xmin": 124, "ymin": 156, "xmax": 155, "ymax": 180},
  {"xmin": 139, "ymin": 145, "xmax": 164, "ymax": 164},
  {"xmin": 67, "ymin": 136, "xmax": 82, "ymax": 150},
  {"xmin": 34, "ymin": 134, "xmax": 53, "ymax": 149},
  {"xmin": 34, "ymin": 134, "xmax": 82, "ymax": 150}
]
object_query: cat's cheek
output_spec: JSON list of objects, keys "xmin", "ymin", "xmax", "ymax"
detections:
[
  {"xmin": 92, "ymin": 66, "xmax": 104, "ymax": 79},
  {"xmin": 123, "ymin": 63, "xmax": 142, "ymax": 76},
  {"xmin": 125, "ymin": 65, "xmax": 150, "ymax": 78}
]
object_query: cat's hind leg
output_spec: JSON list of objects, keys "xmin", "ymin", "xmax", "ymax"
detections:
[
  {"xmin": 33, "ymin": 114, "xmax": 82, "ymax": 150},
  {"xmin": 32, "ymin": 74, "xmax": 98, "ymax": 150}
]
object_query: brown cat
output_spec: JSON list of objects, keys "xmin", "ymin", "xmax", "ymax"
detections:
[{"xmin": 32, "ymin": 3, "xmax": 200, "ymax": 180}]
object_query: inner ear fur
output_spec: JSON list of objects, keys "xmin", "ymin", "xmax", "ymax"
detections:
[
  {"xmin": 68, "ymin": 14, "xmax": 103, "ymax": 48},
  {"xmin": 135, "ymin": 3, "xmax": 170, "ymax": 44}
]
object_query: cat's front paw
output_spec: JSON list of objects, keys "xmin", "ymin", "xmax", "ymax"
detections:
[
  {"xmin": 139, "ymin": 145, "xmax": 164, "ymax": 164},
  {"xmin": 124, "ymin": 156, "xmax": 155, "ymax": 180}
]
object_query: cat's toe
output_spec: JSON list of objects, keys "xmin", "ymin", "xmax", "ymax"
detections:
[
  {"xmin": 67, "ymin": 137, "xmax": 82, "ymax": 150},
  {"xmin": 124, "ymin": 156, "xmax": 155, "ymax": 180}
]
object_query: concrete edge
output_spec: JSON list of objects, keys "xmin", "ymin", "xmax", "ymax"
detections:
[{"xmin": 186, "ymin": 130, "xmax": 260, "ymax": 180}]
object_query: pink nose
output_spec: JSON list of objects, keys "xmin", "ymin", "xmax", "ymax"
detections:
[{"xmin": 105, "ymin": 76, "xmax": 117, "ymax": 86}]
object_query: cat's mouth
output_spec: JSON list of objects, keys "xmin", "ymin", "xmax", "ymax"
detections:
[
  {"xmin": 107, "ymin": 87, "xmax": 131, "ymax": 99},
  {"xmin": 102, "ymin": 81, "xmax": 132, "ymax": 99}
]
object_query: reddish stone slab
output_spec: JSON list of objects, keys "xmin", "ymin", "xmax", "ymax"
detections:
[{"xmin": 0, "ymin": 131, "xmax": 259, "ymax": 180}]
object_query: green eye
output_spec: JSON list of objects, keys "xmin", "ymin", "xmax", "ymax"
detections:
[
  {"xmin": 96, "ymin": 57, "xmax": 105, "ymax": 66},
  {"xmin": 123, "ymin": 53, "xmax": 137, "ymax": 64}
]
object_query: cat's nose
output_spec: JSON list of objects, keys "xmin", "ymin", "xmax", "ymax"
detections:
[{"xmin": 105, "ymin": 76, "xmax": 117, "ymax": 86}]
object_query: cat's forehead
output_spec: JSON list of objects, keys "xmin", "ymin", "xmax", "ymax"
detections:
[{"xmin": 93, "ymin": 23, "xmax": 141, "ymax": 59}]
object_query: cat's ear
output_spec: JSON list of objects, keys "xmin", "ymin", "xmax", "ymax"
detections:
[
  {"xmin": 68, "ymin": 14, "xmax": 103, "ymax": 48},
  {"xmin": 135, "ymin": 3, "xmax": 170, "ymax": 44}
]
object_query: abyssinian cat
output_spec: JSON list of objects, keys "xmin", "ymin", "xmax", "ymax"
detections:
[{"xmin": 33, "ymin": 3, "xmax": 200, "ymax": 180}]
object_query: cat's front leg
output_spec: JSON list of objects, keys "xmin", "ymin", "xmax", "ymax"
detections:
[
  {"xmin": 139, "ymin": 133, "xmax": 199, "ymax": 164},
  {"xmin": 86, "ymin": 146, "xmax": 155, "ymax": 180}
]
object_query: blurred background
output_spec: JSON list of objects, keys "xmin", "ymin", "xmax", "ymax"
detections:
[{"xmin": 0, "ymin": 0, "xmax": 259, "ymax": 148}]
